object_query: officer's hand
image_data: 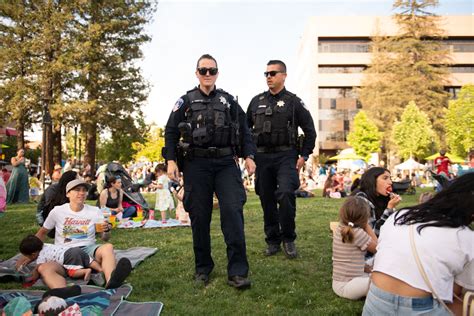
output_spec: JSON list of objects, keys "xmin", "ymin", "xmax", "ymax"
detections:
[
  {"xmin": 296, "ymin": 157, "xmax": 306, "ymax": 172},
  {"xmin": 245, "ymin": 158, "xmax": 256, "ymax": 176},
  {"xmin": 167, "ymin": 160, "xmax": 179, "ymax": 181}
]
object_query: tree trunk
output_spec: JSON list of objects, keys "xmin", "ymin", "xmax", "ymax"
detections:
[
  {"xmin": 84, "ymin": 122, "xmax": 97, "ymax": 175},
  {"xmin": 52, "ymin": 123, "xmax": 62, "ymax": 165},
  {"xmin": 16, "ymin": 121, "xmax": 25, "ymax": 150}
]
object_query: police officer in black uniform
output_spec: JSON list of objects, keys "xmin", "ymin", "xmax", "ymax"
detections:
[
  {"xmin": 247, "ymin": 60, "xmax": 316, "ymax": 259},
  {"xmin": 164, "ymin": 54, "xmax": 256, "ymax": 289}
]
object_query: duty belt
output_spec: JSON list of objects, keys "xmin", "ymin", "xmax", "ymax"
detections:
[
  {"xmin": 256, "ymin": 145, "xmax": 294, "ymax": 154},
  {"xmin": 192, "ymin": 147, "xmax": 234, "ymax": 158}
]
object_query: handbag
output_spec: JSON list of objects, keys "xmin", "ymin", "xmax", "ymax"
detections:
[{"xmin": 409, "ymin": 225, "xmax": 454, "ymax": 315}]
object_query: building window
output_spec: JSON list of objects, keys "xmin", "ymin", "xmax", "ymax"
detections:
[
  {"xmin": 318, "ymin": 39, "xmax": 371, "ymax": 53},
  {"xmin": 318, "ymin": 98, "xmax": 323, "ymax": 109},
  {"xmin": 445, "ymin": 87, "xmax": 461, "ymax": 99},
  {"xmin": 318, "ymin": 120, "xmax": 323, "ymax": 131},
  {"xmin": 448, "ymin": 66, "xmax": 474, "ymax": 73},
  {"xmin": 330, "ymin": 99, "xmax": 337, "ymax": 109},
  {"xmin": 356, "ymin": 99, "xmax": 362, "ymax": 109},
  {"xmin": 444, "ymin": 39, "xmax": 474, "ymax": 53},
  {"xmin": 344, "ymin": 120, "xmax": 350, "ymax": 131},
  {"xmin": 318, "ymin": 66, "xmax": 366, "ymax": 73}
]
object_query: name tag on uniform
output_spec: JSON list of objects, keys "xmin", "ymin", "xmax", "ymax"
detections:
[{"xmin": 258, "ymin": 105, "xmax": 267, "ymax": 108}]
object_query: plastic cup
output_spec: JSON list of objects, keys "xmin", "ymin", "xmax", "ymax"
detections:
[{"xmin": 95, "ymin": 221, "xmax": 105, "ymax": 233}]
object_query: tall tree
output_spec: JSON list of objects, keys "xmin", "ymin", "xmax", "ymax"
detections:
[
  {"xmin": 347, "ymin": 110, "xmax": 381, "ymax": 161},
  {"xmin": 445, "ymin": 85, "xmax": 474, "ymax": 158},
  {"xmin": 72, "ymin": 1, "xmax": 154, "ymax": 173},
  {"xmin": 359, "ymin": 0, "xmax": 449, "ymax": 148},
  {"xmin": 392, "ymin": 101, "xmax": 435, "ymax": 159},
  {"xmin": 0, "ymin": 1, "xmax": 39, "ymax": 149},
  {"xmin": 132, "ymin": 125, "xmax": 165, "ymax": 163}
]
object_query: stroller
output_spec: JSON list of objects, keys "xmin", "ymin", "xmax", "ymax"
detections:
[
  {"xmin": 104, "ymin": 162, "xmax": 149, "ymax": 214},
  {"xmin": 392, "ymin": 179, "xmax": 416, "ymax": 195}
]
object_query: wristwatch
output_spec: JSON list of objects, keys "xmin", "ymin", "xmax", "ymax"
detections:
[
  {"xmin": 245, "ymin": 154, "xmax": 255, "ymax": 161},
  {"xmin": 302, "ymin": 155, "xmax": 309, "ymax": 161}
]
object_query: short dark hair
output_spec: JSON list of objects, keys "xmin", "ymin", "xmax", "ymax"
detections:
[
  {"xmin": 267, "ymin": 60, "xmax": 287, "ymax": 73},
  {"xmin": 196, "ymin": 54, "xmax": 218, "ymax": 69},
  {"xmin": 20, "ymin": 235, "xmax": 43, "ymax": 255}
]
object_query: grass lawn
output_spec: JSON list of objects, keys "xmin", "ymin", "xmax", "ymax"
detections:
[{"xmin": 0, "ymin": 189, "xmax": 426, "ymax": 315}]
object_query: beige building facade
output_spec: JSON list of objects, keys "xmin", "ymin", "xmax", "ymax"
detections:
[{"xmin": 294, "ymin": 16, "xmax": 474, "ymax": 156}]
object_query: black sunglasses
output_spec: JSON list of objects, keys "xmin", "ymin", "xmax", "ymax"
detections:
[
  {"xmin": 197, "ymin": 67, "xmax": 218, "ymax": 76},
  {"xmin": 264, "ymin": 70, "xmax": 285, "ymax": 77}
]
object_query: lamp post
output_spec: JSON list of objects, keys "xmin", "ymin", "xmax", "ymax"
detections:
[
  {"xmin": 41, "ymin": 105, "xmax": 52, "ymax": 191},
  {"xmin": 74, "ymin": 125, "xmax": 78, "ymax": 160}
]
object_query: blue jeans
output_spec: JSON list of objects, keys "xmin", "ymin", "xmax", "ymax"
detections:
[{"xmin": 362, "ymin": 283, "xmax": 450, "ymax": 315}]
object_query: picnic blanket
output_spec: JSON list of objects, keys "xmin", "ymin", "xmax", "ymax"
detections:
[
  {"xmin": 117, "ymin": 218, "xmax": 190, "ymax": 229},
  {"xmin": 0, "ymin": 247, "xmax": 157, "ymax": 287},
  {"xmin": 0, "ymin": 284, "xmax": 163, "ymax": 315}
]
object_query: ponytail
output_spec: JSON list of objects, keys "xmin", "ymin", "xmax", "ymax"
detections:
[{"xmin": 340, "ymin": 222, "xmax": 355, "ymax": 243}]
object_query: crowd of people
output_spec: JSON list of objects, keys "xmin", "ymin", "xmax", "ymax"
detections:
[{"xmin": 0, "ymin": 53, "xmax": 472, "ymax": 315}]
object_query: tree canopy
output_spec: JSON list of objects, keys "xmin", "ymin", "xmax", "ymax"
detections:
[
  {"xmin": 445, "ymin": 85, "xmax": 474, "ymax": 157},
  {"xmin": 392, "ymin": 101, "xmax": 435, "ymax": 159},
  {"xmin": 347, "ymin": 111, "xmax": 381, "ymax": 161}
]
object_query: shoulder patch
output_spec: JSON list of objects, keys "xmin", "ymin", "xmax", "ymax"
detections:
[
  {"xmin": 173, "ymin": 98, "xmax": 184, "ymax": 112},
  {"xmin": 300, "ymin": 100, "xmax": 307, "ymax": 109}
]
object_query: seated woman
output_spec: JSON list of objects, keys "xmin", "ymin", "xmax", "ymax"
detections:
[
  {"xmin": 362, "ymin": 173, "xmax": 474, "ymax": 315},
  {"xmin": 351, "ymin": 167, "xmax": 401, "ymax": 237},
  {"xmin": 99, "ymin": 177, "xmax": 136, "ymax": 219},
  {"xmin": 323, "ymin": 173, "xmax": 345, "ymax": 198}
]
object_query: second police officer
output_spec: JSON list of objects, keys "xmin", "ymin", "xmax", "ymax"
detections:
[
  {"xmin": 247, "ymin": 60, "xmax": 316, "ymax": 259},
  {"xmin": 164, "ymin": 54, "xmax": 256, "ymax": 289}
]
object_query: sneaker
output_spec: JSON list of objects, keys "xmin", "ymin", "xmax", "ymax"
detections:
[
  {"xmin": 264, "ymin": 244, "xmax": 281, "ymax": 256},
  {"xmin": 283, "ymin": 241, "xmax": 297, "ymax": 259},
  {"xmin": 194, "ymin": 273, "xmax": 209, "ymax": 286},
  {"xmin": 90, "ymin": 272, "xmax": 105, "ymax": 287},
  {"xmin": 105, "ymin": 258, "xmax": 132, "ymax": 289},
  {"xmin": 227, "ymin": 276, "xmax": 251, "ymax": 290}
]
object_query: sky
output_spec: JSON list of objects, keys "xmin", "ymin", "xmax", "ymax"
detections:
[
  {"xmin": 24, "ymin": 0, "xmax": 472, "ymax": 140},
  {"xmin": 139, "ymin": 0, "xmax": 472, "ymax": 128}
]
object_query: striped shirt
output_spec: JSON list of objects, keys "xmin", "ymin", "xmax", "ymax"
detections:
[{"xmin": 332, "ymin": 225, "xmax": 371, "ymax": 282}]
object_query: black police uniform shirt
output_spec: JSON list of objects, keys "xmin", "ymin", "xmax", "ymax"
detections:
[
  {"xmin": 246, "ymin": 87, "xmax": 316, "ymax": 158},
  {"xmin": 165, "ymin": 86, "xmax": 256, "ymax": 161}
]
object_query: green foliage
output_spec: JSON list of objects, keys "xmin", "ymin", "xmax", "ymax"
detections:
[
  {"xmin": 445, "ymin": 85, "xmax": 474, "ymax": 157},
  {"xmin": 392, "ymin": 101, "xmax": 435, "ymax": 159},
  {"xmin": 347, "ymin": 111, "xmax": 381, "ymax": 160},
  {"xmin": 0, "ymin": 191, "xmax": 425, "ymax": 314},
  {"xmin": 0, "ymin": 1, "xmax": 156, "ymax": 170},
  {"xmin": 359, "ymin": 0, "xmax": 449, "ymax": 148},
  {"xmin": 132, "ymin": 125, "xmax": 165, "ymax": 163}
]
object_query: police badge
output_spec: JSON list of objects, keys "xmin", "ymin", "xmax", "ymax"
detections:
[
  {"xmin": 220, "ymin": 96, "xmax": 230, "ymax": 108},
  {"xmin": 277, "ymin": 100, "xmax": 285, "ymax": 107}
]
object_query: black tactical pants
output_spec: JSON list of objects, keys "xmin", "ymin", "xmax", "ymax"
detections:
[
  {"xmin": 255, "ymin": 149, "xmax": 300, "ymax": 245},
  {"xmin": 183, "ymin": 155, "xmax": 249, "ymax": 277}
]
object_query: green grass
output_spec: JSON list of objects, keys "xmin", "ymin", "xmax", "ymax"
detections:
[{"xmin": 0, "ymin": 190, "xmax": 426, "ymax": 315}]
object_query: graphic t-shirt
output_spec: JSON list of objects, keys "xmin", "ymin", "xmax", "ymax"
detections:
[
  {"xmin": 36, "ymin": 243, "xmax": 69, "ymax": 265},
  {"xmin": 43, "ymin": 203, "xmax": 104, "ymax": 247}
]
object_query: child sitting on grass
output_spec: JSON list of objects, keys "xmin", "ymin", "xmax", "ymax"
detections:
[
  {"xmin": 332, "ymin": 196, "xmax": 378, "ymax": 300},
  {"xmin": 17, "ymin": 235, "xmax": 102, "ymax": 282}
]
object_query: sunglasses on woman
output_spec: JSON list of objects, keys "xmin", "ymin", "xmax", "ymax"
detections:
[{"xmin": 197, "ymin": 67, "xmax": 218, "ymax": 76}]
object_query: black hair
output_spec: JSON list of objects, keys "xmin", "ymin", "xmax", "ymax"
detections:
[
  {"xmin": 267, "ymin": 60, "xmax": 287, "ymax": 73},
  {"xmin": 196, "ymin": 54, "xmax": 218, "ymax": 69},
  {"xmin": 50, "ymin": 170, "xmax": 78, "ymax": 207},
  {"xmin": 351, "ymin": 167, "xmax": 390, "ymax": 219},
  {"xmin": 395, "ymin": 173, "xmax": 474, "ymax": 232},
  {"xmin": 19, "ymin": 234, "xmax": 43, "ymax": 255}
]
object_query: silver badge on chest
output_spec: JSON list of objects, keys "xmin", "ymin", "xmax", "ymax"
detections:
[{"xmin": 277, "ymin": 100, "xmax": 285, "ymax": 107}]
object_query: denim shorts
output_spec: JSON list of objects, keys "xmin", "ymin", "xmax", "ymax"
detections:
[{"xmin": 362, "ymin": 283, "xmax": 450, "ymax": 315}]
